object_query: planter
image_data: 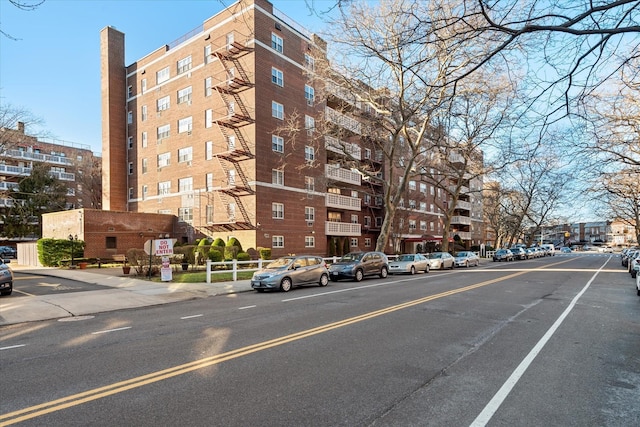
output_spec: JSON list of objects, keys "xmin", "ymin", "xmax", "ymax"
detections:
[
  {"xmin": 122, "ymin": 265, "xmax": 131, "ymax": 275},
  {"xmin": 181, "ymin": 262, "xmax": 189, "ymax": 271},
  {"xmin": 78, "ymin": 262, "xmax": 88, "ymax": 269}
]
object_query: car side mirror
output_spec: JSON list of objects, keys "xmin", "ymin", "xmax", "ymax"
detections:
[{"xmin": 2, "ymin": 259, "xmax": 10, "ymax": 264}]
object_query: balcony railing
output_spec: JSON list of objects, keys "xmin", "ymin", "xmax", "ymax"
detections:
[
  {"xmin": 0, "ymin": 182, "xmax": 19, "ymax": 191},
  {"xmin": 455, "ymin": 200, "xmax": 472, "ymax": 211},
  {"xmin": 325, "ymin": 106, "xmax": 361, "ymax": 134},
  {"xmin": 1, "ymin": 149, "xmax": 74, "ymax": 166},
  {"xmin": 325, "ymin": 221, "xmax": 361, "ymax": 236},
  {"xmin": 325, "ymin": 135, "xmax": 361, "ymax": 160},
  {"xmin": 325, "ymin": 193, "xmax": 361, "ymax": 211},
  {"xmin": 450, "ymin": 216, "xmax": 472, "ymax": 225},
  {"xmin": 325, "ymin": 164, "xmax": 361, "ymax": 185},
  {"xmin": 49, "ymin": 171, "xmax": 75, "ymax": 181},
  {"xmin": 451, "ymin": 231, "xmax": 472, "ymax": 240},
  {"xmin": 0, "ymin": 164, "xmax": 31, "ymax": 176}
]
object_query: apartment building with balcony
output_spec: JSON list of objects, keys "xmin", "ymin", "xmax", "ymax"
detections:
[{"xmin": 0, "ymin": 122, "xmax": 99, "ymax": 239}]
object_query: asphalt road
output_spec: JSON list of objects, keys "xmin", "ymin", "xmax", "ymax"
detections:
[
  {"xmin": 11, "ymin": 271, "xmax": 112, "ymax": 296},
  {"xmin": 1, "ymin": 254, "xmax": 638, "ymax": 426}
]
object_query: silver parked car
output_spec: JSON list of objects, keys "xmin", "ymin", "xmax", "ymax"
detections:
[
  {"xmin": 426, "ymin": 252, "xmax": 455, "ymax": 270},
  {"xmin": 0, "ymin": 259, "xmax": 13, "ymax": 296},
  {"xmin": 454, "ymin": 251, "xmax": 480, "ymax": 268},
  {"xmin": 389, "ymin": 253, "xmax": 430, "ymax": 274},
  {"xmin": 251, "ymin": 255, "xmax": 329, "ymax": 292}
]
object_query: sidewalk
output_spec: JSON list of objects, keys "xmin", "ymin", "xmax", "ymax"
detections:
[{"xmin": 0, "ymin": 264, "xmax": 253, "ymax": 326}]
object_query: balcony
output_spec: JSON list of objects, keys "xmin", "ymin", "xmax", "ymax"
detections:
[
  {"xmin": 325, "ymin": 81, "xmax": 357, "ymax": 106},
  {"xmin": 451, "ymin": 231, "xmax": 472, "ymax": 240},
  {"xmin": 49, "ymin": 171, "xmax": 75, "ymax": 181},
  {"xmin": 325, "ymin": 193, "xmax": 361, "ymax": 211},
  {"xmin": 0, "ymin": 182, "xmax": 19, "ymax": 191},
  {"xmin": 325, "ymin": 106, "xmax": 361, "ymax": 134},
  {"xmin": 449, "ymin": 153, "xmax": 465, "ymax": 165},
  {"xmin": 1, "ymin": 149, "xmax": 75, "ymax": 166},
  {"xmin": 455, "ymin": 200, "xmax": 472, "ymax": 211},
  {"xmin": 325, "ymin": 221, "xmax": 361, "ymax": 236},
  {"xmin": 450, "ymin": 216, "xmax": 472, "ymax": 225},
  {"xmin": 325, "ymin": 164, "xmax": 361, "ymax": 185},
  {"xmin": 325, "ymin": 135, "xmax": 361, "ymax": 160},
  {"xmin": 0, "ymin": 164, "xmax": 31, "ymax": 176}
]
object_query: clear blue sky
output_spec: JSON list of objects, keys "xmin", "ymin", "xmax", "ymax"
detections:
[{"xmin": 0, "ymin": 0, "xmax": 334, "ymax": 154}]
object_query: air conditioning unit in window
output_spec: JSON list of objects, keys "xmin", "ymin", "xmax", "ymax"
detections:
[
  {"xmin": 187, "ymin": 131, "xmax": 192, "ymax": 135},
  {"xmin": 187, "ymin": 161, "xmax": 192, "ymax": 166},
  {"xmin": 307, "ymin": 99, "xmax": 313, "ymax": 106},
  {"xmin": 307, "ymin": 222, "xmax": 314, "ymax": 227}
]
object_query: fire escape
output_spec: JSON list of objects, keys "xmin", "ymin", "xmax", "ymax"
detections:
[{"xmin": 201, "ymin": 37, "xmax": 255, "ymax": 233}]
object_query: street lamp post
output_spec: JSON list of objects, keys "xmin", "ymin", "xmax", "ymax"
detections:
[{"xmin": 68, "ymin": 234, "xmax": 77, "ymax": 267}]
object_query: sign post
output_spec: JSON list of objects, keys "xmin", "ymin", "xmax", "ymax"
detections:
[{"xmin": 143, "ymin": 238, "xmax": 175, "ymax": 280}]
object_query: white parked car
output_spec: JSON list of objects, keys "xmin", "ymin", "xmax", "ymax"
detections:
[
  {"xmin": 389, "ymin": 254, "xmax": 429, "ymax": 275},
  {"xmin": 426, "ymin": 252, "xmax": 455, "ymax": 270},
  {"xmin": 454, "ymin": 251, "xmax": 480, "ymax": 267}
]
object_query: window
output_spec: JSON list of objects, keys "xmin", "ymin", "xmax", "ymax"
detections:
[
  {"xmin": 420, "ymin": 202, "xmax": 427, "ymax": 211},
  {"xmin": 364, "ymin": 216, "xmax": 371, "ymax": 227},
  {"xmin": 157, "ymin": 152, "xmax": 171, "ymax": 168},
  {"xmin": 178, "ymin": 177, "xmax": 193, "ymax": 192},
  {"xmin": 271, "ymin": 67, "xmax": 283, "ymax": 86},
  {"xmin": 272, "ymin": 101, "xmax": 284, "ymax": 120},
  {"xmin": 350, "ymin": 238, "xmax": 358, "ymax": 247},
  {"xmin": 142, "ymin": 158, "xmax": 148, "ymax": 174},
  {"xmin": 420, "ymin": 221, "xmax": 427, "ymax": 231},
  {"xmin": 127, "ymin": 111, "xmax": 133, "ymax": 124},
  {"xmin": 178, "ymin": 117, "xmax": 193, "ymax": 134},
  {"xmin": 409, "ymin": 199, "xmax": 416, "ymax": 209},
  {"xmin": 228, "ymin": 202, "xmax": 236, "ymax": 220},
  {"xmin": 157, "ymin": 66, "xmax": 170, "ymax": 84},
  {"xmin": 178, "ymin": 147, "xmax": 193, "ymax": 163},
  {"xmin": 364, "ymin": 194, "xmax": 371, "ymax": 205},
  {"xmin": 409, "ymin": 180, "xmax": 416, "ymax": 191},
  {"xmin": 204, "ymin": 45, "xmax": 212, "ymax": 64},
  {"xmin": 305, "ymin": 206, "xmax": 315, "ymax": 222},
  {"xmin": 364, "ymin": 238, "xmax": 371, "ymax": 248},
  {"xmin": 305, "ymin": 176, "xmax": 314, "ymax": 191},
  {"xmin": 351, "ymin": 190, "xmax": 358, "ymax": 198},
  {"xmin": 127, "ymin": 85, "xmax": 133, "ymax": 98},
  {"xmin": 272, "ymin": 202, "xmax": 284, "ymax": 219},
  {"xmin": 364, "ymin": 148, "xmax": 371, "ymax": 159},
  {"xmin": 141, "ymin": 78, "xmax": 147, "ymax": 93},
  {"xmin": 430, "ymin": 221, "xmax": 435, "ymax": 231},
  {"xmin": 305, "ymin": 236, "xmax": 315, "ymax": 248},
  {"xmin": 157, "ymin": 124, "xmax": 170, "ymax": 140},
  {"xmin": 420, "ymin": 182, "xmax": 426, "ymax": 193},
  {"xmin": 106, "ymin": 236, "xmax": 117, "ymax": 249},
  {"xmin": 205, "ymin": 109, "xmax": 213, "ymax": 128},
  {"xmin": 305, "ymin": 146, "xmax": 315, "ymax": 162},
  {"xmin": 158, "ymin": 181, "xmax": 171, "ymax": 195},
  {"xmin": 272, "ymin": 135, "xmax": 284, "ymax": 153},
  {"xmin": 271, "ymin": 33, "xmax": 283, "ymax": 53},
  {"xmin": 128, "ymin": 136, "xmax": 133, "ymax": 149},
  {"xmin": 272, "ymin": 235, "xmax": 284, "ymax": 248},
  {"xmin": 205, "ymin": 77, "xmax": 213, "ymax": 96},
  {"xmin": 351, "ymin": 214, "xmax": 358, "ymax": 224},
  {"xmin": 305, "ymin": 115, "xmax": 315, "ymax": 135},
  {"xmin": 409, "ymin": 220, "xmax": 416, "ymax": 231},
  {"xmin": 179, "ymin": 207, "xmax": 193, "ymax": 222},
  {"xmin": 205, "ymin": 141, "xmax": 213, "ymax": 160},
  {"xmin": 304, "ymin": 85, "xmax": 314, "ymax": 105},
  {"xmin": 142, "ymin": 185, "xmax": 148, "ymax": 200},
  {"xmin": 177, "ymin": 86, "xmax": 192, "ymax": 104},
  {"xmin": 227, "ymin": 135, "xmax": 236, "ymax": 151},
  {"xmin": 142, "ymin": 132, "xmax": 148, "ymax": 148},
  {"xmin": 304, "ymin": 53, "xmax": 314, "ymax": 71},
  {"xmin": 227, "ymin": 170, "xmax": 236, "ymax": 185},
  {"xmin": 376, "ymin": 217, "xmax": 383, "ymax": 227},
  {"xmin": 272, "ymin": 169, "xmax": 284, "ymax": 186},
  {"xmin": 177, "ymin": 55, "xmax": 192, "ymax": 74},
  {"xmin": 141, "ymin": 105, "xmax": 147, "ymax": 121},
  {"xmin": 157, "ymin": 96, "xmax": 170, "ymax": 111},
  {"xmin": 206, "ymin": 173, "xmax": 213, "ymax": 191},
  {"xmin": 128, "ymin": 162, "xmax": 133, "ymax": 175}
]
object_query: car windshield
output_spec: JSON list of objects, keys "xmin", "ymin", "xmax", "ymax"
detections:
[
  {"xmin": 457, "ymin": 252, "xmax": 469, "ymax": 257},
  {"xmin": 428, "ymin": 253, "xmax": 442, "ymax": 259},
  {"xmin": 341, "ymin": 253, "xmax": 364, "ymax": 262},
  {"xmin": 397, "ymin": 255, "xmax": 414, "ymax": 261},
  {"xmin": 266, "ymin": 257, "xmax": 295, "ymax": 268}
]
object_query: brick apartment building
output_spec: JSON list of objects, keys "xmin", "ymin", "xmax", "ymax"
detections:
[
  {"xmin": 0, "ymin": 122, "xmax": 100, "ymax": 242},
  {"xmin": 98, "ymin": 0, "xmax": 483, "ymax": 257}
]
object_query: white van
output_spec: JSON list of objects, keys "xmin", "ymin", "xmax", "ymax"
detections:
[{"xmin": 541, "ymin": 244, "xmax": 555, "ymax": 256}]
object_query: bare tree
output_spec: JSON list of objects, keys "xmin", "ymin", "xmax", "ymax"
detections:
[
  {"xmin": 0, "ymin": 103, "xmax": 45, "ymax": 152},
  {"xmin": 598, "ymin": 170, "xmax": 640, "ymax": 244},
  {"xmin": 1, "ymin": 0, "xmax": 46, "ymax": 40}
]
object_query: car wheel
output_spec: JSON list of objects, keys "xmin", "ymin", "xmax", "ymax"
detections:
[
  {"xmin": 637, "ymin": 287, "xmax": 640, "ymax": 296},
  {"xmin": 410, "ymin": 266, "xmax": 416, "ymax": 275},
  {"xmin": 449, "ymin": 262, "xmax": 454, "ymax": 269},
  {"xmin": 425, "ymin": 265, "xmax": 429, "ymax": 273},
  {"xmin": 355, "ymin": 269, "xmax": 364, "ymax": 282},
  {"xmin": 632, "ymin": 270, "xmax": 637, "ymax": 279},
  {"xmin": 319, "ymin": 273, "xmax": 329, "ymax": 287},
  {"xmin": 0, "ymin": 285, "xmax": 12, "ymax": 296},
  {"xmin": 465, "ymin": 261, "xmax": 469, "ymax": 268},
  {"xmin": 380, "ymin": 267, "xmax": 388, "ymax": 278},
  {"xmin": 280, "ymin": 277, "xmax": 293, "ymax": 292}
]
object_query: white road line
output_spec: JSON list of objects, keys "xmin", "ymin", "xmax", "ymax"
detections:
[
  {"xmin": 238, "ymin": 305, "xmax": 256, "ymax": 310},
  {"xmin": 469, "ymin": 258, "xmax": 610, "ymax": 427},
  {"xmin": 91, "ymin": 327, "xmax": 132, "ymax": 335},
  {"xmin": 180, "ymin": 314, "xmax": 203, "ymax": 319},
  {"xmin": 0, "ymin": 344, "xmax": 26, "ymax": 351}
]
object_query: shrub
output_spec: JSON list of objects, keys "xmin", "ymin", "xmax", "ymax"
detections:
[
  {"xmin": 259, "ymin": 247, "xmax": 271, "ymax": 260},
  {"xmin": 126, "ymin": 248, "xmax": 157, "ymax": 276},
  {"xmin": 212, "ymin": 238, "xmax": 225, "ymax": 250},
  {"xmin": 227, "ymin": 237, "xmax": 243, "ymax": 252},
  {"xmin": 237, "ymin": 252, "xmax": 250, "ymax": 261},
  {"xmin": 38, "ymin": 238, "xmax": 85, "ymax": 267},
  {"xmin": 208, "ymin": 248, "xmax": 223, "ymax": 262},
  {"xmin": 246, "ymin": 247, "xmax": 258, "ymax": 260}
]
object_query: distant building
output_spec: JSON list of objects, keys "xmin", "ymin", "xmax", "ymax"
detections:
[{"xmin": 0, "ymin": 122, "xmax": 101, "ymax": 240}]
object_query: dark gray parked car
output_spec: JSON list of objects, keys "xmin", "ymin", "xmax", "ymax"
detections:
[
  {"xmin": 493, "ymin": 249, "xmax": 514, "ymax": 262},
  {"xmin": 329, "ymin": 251, "xmax": 389, "ymax": 282},
  {"xmin": 251, "ymin": 255, "xmax": 329, "ymax": 292}
]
